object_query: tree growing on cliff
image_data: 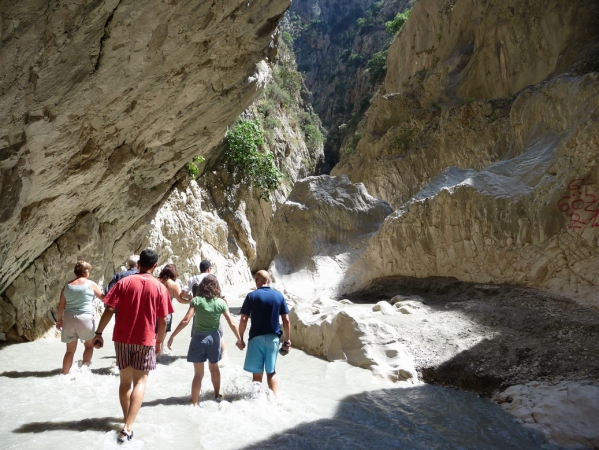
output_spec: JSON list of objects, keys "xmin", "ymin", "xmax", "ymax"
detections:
[{"xmin": 224, "ymin": 120, "xmax": 282, "ymax": 201}]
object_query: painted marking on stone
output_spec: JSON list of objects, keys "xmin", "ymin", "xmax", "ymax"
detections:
[{"xmin": 558, "ymin": 179, "xmax": 599, "ymax": 230}]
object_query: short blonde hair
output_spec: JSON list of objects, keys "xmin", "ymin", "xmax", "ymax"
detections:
[{"xmin": 74, "ymin": 261, "xmax": 92, "ymax": 277}]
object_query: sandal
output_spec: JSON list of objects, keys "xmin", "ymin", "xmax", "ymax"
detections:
[{"xmin": 117, "ymin": 429, "xmax": 134, "ymax": 444}]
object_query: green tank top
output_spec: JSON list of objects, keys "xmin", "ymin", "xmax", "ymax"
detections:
[
  {"xmin": 192, "ymin": 296, "xmax": 227, "ymax": 333},
  {"xmin": 64, "ymin": 280, "xmax": 95, "ymax": 315}
]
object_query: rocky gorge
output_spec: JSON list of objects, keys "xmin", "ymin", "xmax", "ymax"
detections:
[{"xmin": 1, "ymin": 0, "xmax": 599, "ymax": 448}]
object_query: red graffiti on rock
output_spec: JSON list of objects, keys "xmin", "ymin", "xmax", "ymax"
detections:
[{"xmin": 558, "ymin": 179, "xmax": 599, "ymax": 229}]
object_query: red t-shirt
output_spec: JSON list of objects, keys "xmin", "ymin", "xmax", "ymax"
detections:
[{"xmin": 104, "ymin": 273, "xmax": 174, "ymax": 346}]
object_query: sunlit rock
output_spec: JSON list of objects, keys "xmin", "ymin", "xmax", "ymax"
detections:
[
  {"xmin": 269, "ymin": 174, "xmax": 392, "ymax": 299},
  {"xmin": 496, "ymin": 381, "xmax": 599, "ymax": 448},
  {"xmin": 290, "ymin": 299, "xmax": 417, "ymax": 382}
]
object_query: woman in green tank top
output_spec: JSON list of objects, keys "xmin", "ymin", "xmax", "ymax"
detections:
[
  {"xmin": 167, "ymin": 275, "xmax": 243, "ymax": 405},
  {"xmin": 56, "ymin": 261, "xmax": 104, "ymax": 374}
]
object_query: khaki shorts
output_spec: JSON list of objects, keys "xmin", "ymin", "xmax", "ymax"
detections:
[{"xmin": 61, "ymin": 312, "xmax": 95, "ymax": 343}]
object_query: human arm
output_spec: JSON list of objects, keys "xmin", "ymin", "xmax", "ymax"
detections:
[
  {"xmin": 168, "ymin": 279, "xmax": 190, "ymax": 304},
  {"xmin": 156, "ymin": 315, "xmax": 167, "ymax": 355},
  {"xmin": 167, "ymin": 305, "xmax": 195, "ymax": 349},
  {"xmin": 90, "ymin": 281, "xmax": 105, "ymax": 300},
  {"xmin": 238, "ymin": 314, "xmax": 249, "ymax": 350},
  {"xmin": 92, "ymin": 305, "xmax": 116, "ymax": 349},
  {"xmin": 56, "ymin": 287, "xmax": 66, "ymax": 330},
  {"xmin": 281, "ymin": 313, "xmax": 291, "ymax": 352},
  {"xmin": 222, "ymin": 310, "xmax": 244, "ymax": 350}
]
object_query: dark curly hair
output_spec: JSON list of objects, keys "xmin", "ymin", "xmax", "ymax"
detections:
[
  {"xmin": 193, "ymin": 274, "xmax": 221, "ymax": 299},
  {"xmin": 158, "ymin": 264, "xmax": 178, "ymax": 281}
]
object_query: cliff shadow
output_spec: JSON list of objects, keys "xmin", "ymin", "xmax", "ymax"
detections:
[
  {"xmin": 340, "ymin": 276, "xmax": 599, "ymax": 394},
  {"xmin": 238, "ymin": 384, "xmax": 548, "ymax": 450}
]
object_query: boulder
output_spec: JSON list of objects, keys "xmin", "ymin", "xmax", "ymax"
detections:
[
  {"xmin": 372, "ymin": 301, "xmax": 395, "ymax": 315},
  {"xmin": 289, "ymin": 301, "xmax": 417, "ymax": 382}
]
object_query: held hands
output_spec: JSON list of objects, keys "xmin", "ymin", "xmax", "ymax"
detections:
[
  {"xmin": 235, "ymin": 340, "xmax": 245, "ymax": 350},
  {"xmin": 93, "ymin": 335, "xmax": 104, "ymax": 349}
]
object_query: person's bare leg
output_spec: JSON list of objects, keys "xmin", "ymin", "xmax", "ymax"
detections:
[
  {"xmin": 252, "ymin": 373, "xmax": 263, "ymax": 383},
  {"xmin": 266, "ymin": 372, "xmax": 278, "ymax": 396},
  {"xmin": 82, "ymin": 339, "xmax": 94, "ymax": 365},
  {"xmin": 191, "ymin": 363, "xmax": 205, "ymax": 405},
  {"xmin": 119, "ymin": 367, "xmax": 134, "ymax": 422},
  {"xmin": 123, "ymin": 369, "xmax": 149, "ymax": 432},
  {"xmin": 62, "ymin": 341, "xmax": 78, "ymax": 374},
  {"xmin": 221, "ymin": 339, "xmax": 227, "ymax": 355},
  {"xmin": 208, "ymin": 362, "xmax": 221, "ymax": 398}
]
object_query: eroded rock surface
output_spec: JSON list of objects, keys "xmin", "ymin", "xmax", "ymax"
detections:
[
  {"xmin": 269, "ymin": 174, "xmax": 392, "ymax": 300},
  {"xmin": 0, "ymin": 0, "xmax": 291, "ymax": 340}
]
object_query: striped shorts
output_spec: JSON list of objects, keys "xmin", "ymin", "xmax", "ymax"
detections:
[{"xmin": 114, "ymin": 342, "xmax": 156, "ymax": 371}]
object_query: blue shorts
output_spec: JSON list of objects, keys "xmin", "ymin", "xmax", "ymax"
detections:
[
  {"xmin": 244, "ymin": 334, "xmax": 280, "ymax": 374},
  {"xmin": 187, "ymin": 331, "xmax": 221, "ymax": 364}
]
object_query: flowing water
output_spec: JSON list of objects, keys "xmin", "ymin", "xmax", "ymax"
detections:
[{"xmin": 0, "ymin": 291, "xmax": 560, "ymax": 450}]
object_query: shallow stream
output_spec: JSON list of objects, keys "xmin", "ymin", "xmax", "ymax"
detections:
[{"xmin": 0, "ymin": 292, "xmax": 559, "ymax": 449}]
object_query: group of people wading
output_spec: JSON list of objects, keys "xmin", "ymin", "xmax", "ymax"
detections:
[{"xmin": 56, "ymin": 248, "xmax": 291, "ymax": 444}]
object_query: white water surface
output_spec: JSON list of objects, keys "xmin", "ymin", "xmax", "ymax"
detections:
[{"xmin": 0, "ymin": 287, "xmax": 558, "ymax": 449}]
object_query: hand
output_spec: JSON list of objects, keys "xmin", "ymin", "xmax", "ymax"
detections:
[
  {"xmin": 56, "ymin": 319, "xmax": 63, "ymax": 330},
  {"xmin": 93, "ymin": 335, "xmax": 104, "ymax": 349},
  {"xmin": 282, "ymin": 340, "xmax": 291, "ymax": 352},
  {"xmin": 236, "ymin": 340, "xmax": 245, "ymax": 350},
  {"xmin": 167, "ymin": 336, "xmax": 174, "ymax": 350},
  {"xmin": 156, "ymin": 341, "xmax": 162, "ymax": 355}
]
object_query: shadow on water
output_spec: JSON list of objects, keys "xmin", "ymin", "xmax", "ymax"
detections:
[
  {"xmin": 142, "ymin": 391, "xmax": 249, "ymax": 408},
  {"xmin": 156, "ymin": 355, "xmax": 186, "ymax": 365},
  {"xmin": 0, "ymin": 369, "xmax": 62, "ymax": 378},
  {"xmin": 0, "ymin": 367, "xmax": 119, "ymax": 378},
  {"xmin": 240, "ymin": 385, "xmax": 555, "ymax": 450},
  {"xmin": 13, "ymin": 417, "xmax": 122, "ymax": 434}
]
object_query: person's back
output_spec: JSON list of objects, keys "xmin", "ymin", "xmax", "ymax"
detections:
[
  {"xmin": 63, "ymin": 280, "xmax": 95, "ymax": 315},
  {"xmin": 109, "ymin": 273, "xmax": 169, "ymax": 346},
  {"xmin": 191, "ymin": 296, "xmax": 227, "ymax": 333},
  {"xmin": 242, "ymin": 287, "xmax": 287, "ymax": 340},
  {"xmin": 239, "ymin": 270, "xmax": 290, "ymax": 397}
]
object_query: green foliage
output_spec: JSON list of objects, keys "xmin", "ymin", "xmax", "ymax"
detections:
[
  {"xmin": 281, "ymin": 31, "xmax": 294, "ymax": 47},
  {"xmin": 385, "ymin": 9, "xmax": 411, "ymax": 35},
  {"xmin": 224, "ymin": 120, "xmax": 282, "ymax": 201},
  {"xmin": 347, "ymin": 53, "xmax": 366, "ymax": 67},
  {"xmin": 391, "ymin": 123, "xmax": 415, "ymax": 151},
  {"xmin": 186, "ymin": 155, "xmax": 205, "ymax": 178},
  {"xmin": 367, "ymin": 50, "xmax": 388, "ymax": 83}
]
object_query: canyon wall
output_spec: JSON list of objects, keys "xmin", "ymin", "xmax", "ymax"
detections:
[
  {"xmin": 330, "ymin": 0, "xmax": 599, "ymax": 307},
  {"xmin": 0, "ymin": 0, "xmax": 291, "ymax": 340}
]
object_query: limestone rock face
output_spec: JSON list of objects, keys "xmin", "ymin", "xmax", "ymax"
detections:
[
  {"xmin": 0, "ymin": 0, "xmax": 291, "ymax": 339},
  {"xmin": 289, "ymin": 298, "xmax": 417, "ymax": 382},
  {"xmin": 345, "ymin": 75, "xmax": 599, "ymax": 309},
  {"xmin": 384, "ymin": 0, "xmax": 598, "ymax": 102},
  {"xmin": 497, "ymin": 381, "xmax": 599, "ymax": 448},
  {"xmin": 269, "ymin": 175, "xmax": 392, "ymax": 300}
]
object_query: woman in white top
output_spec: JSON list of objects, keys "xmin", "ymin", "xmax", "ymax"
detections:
[{"xmin": 56, "ymin": 261, "xmax": 104, "ymax": 374}]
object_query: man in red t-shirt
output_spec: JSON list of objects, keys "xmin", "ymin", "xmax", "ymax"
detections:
[{"xmin": 94, "ymin": 248, "xmax": 173, "ymax": 443}]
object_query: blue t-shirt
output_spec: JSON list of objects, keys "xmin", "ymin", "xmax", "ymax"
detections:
[
  {"xmin": 240, "ymin": 286, "xmax": 289, "ymax": 340},
  {"xmin": 105, "ymin": 268, "xmax": 138, "ymax": 294}
]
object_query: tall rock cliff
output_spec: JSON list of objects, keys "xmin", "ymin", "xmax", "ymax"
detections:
[
  {"xmin": 0, "ymin": 0, "xmax": 292, "ymax": 340},
  {"xmin": 331, "ymin": 0, "xmax": 599, "ymax": 307},
  {"xmin": 288, "ymin": 0, "xmax": 412, "ymax": 172}
]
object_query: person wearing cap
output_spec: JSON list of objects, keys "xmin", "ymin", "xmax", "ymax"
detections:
[
  {"xmin": 238, "ymin": 270, "xmax": 291, "ymax": 397},
  {"xmin": 104, "ymin": 255, "xmax": 139, "ymax": 294},
  {"xmin": 182, "ymin": 260, "xmax": 228, "ymax": 361}
]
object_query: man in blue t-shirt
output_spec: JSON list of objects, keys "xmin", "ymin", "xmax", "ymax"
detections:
[{"xmin": 239, "ymin": 270, "xmax": 291, "ymax": 396}]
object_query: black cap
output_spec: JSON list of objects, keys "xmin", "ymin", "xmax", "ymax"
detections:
[{"xmin": 199, "ymin": 260, "xmax": 212, "ymax": 272}]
